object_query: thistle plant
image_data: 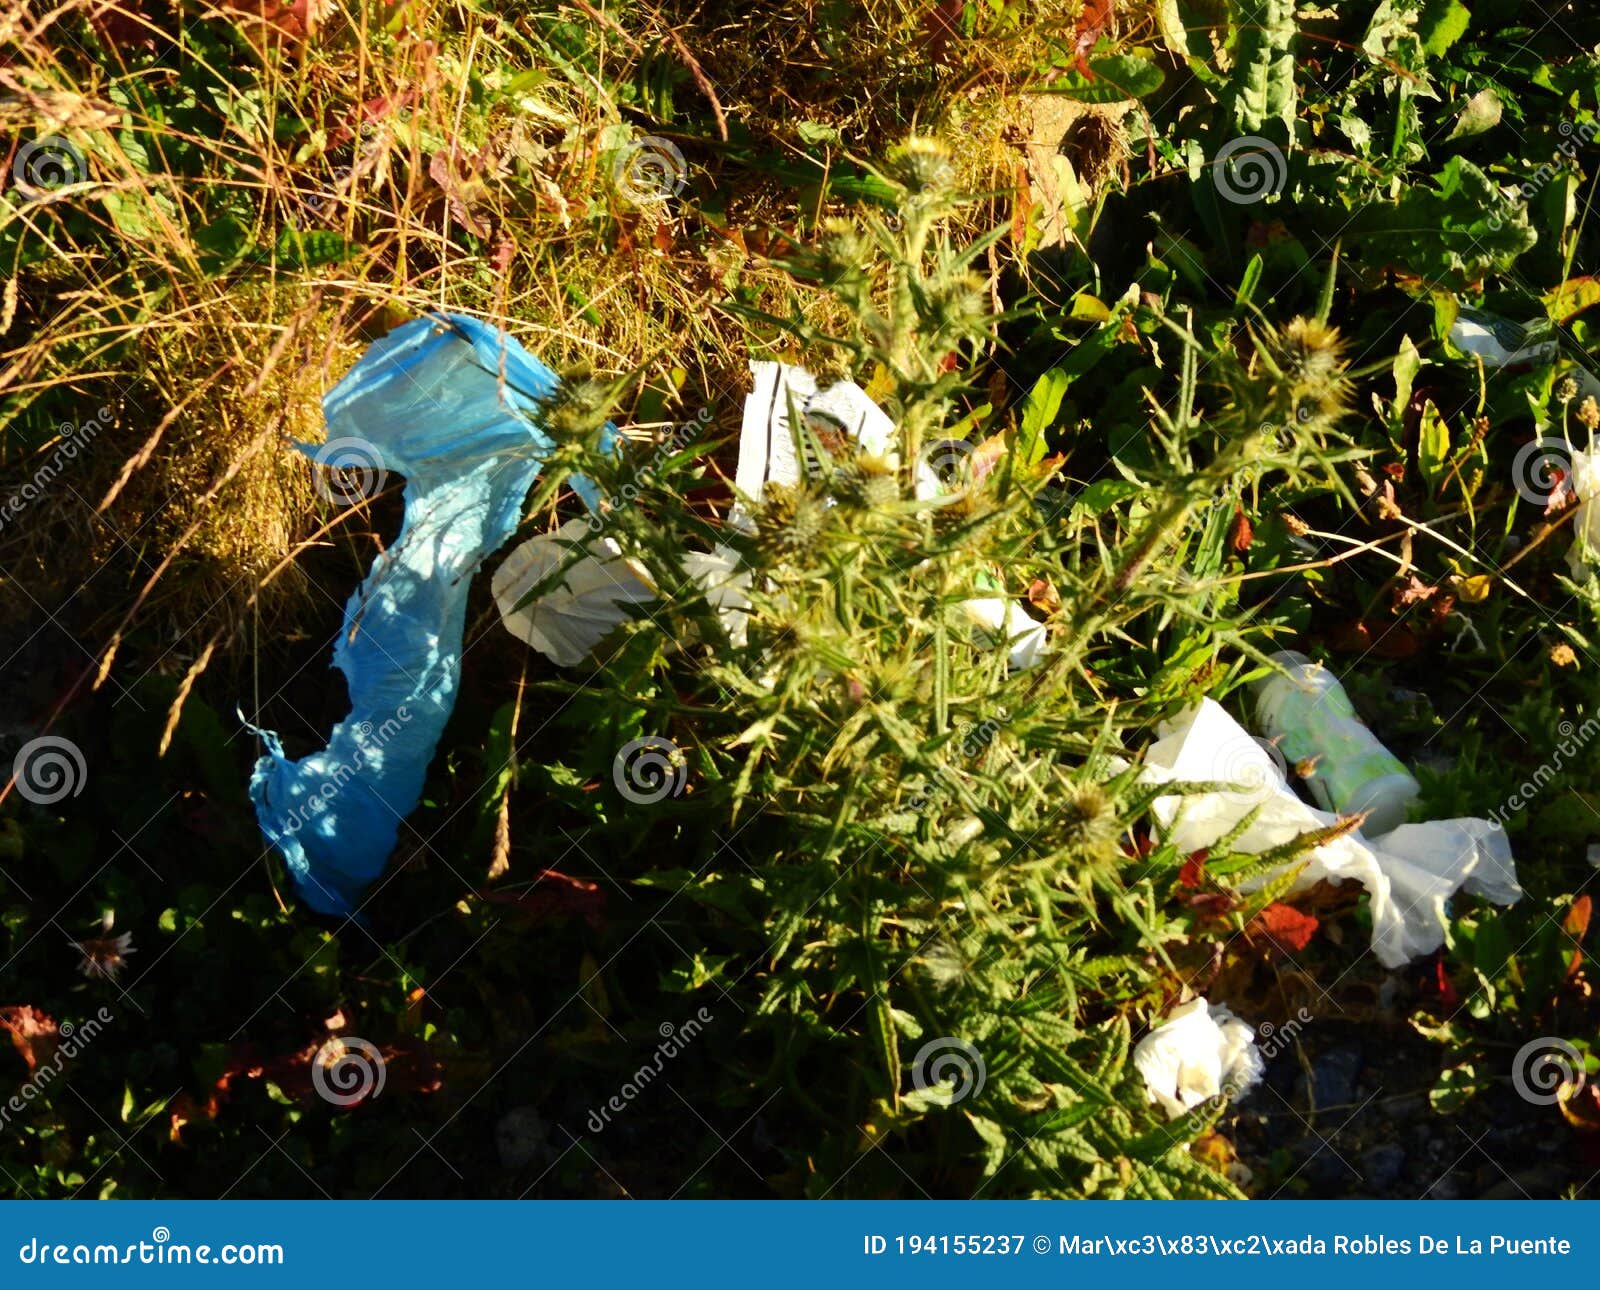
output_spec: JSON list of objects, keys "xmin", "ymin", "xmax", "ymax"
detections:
[{"xmin": 516, "ymin": 137, "xmax": 1356, "ymax": 1198}]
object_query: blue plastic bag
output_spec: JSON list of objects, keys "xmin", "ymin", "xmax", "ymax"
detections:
[{"xmin": 249, "ymin": 313, "xmax": 587, "ymax": 915}]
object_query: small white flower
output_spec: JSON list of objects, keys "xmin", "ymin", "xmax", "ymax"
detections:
[
  {"xmin": 491, "ymin": 519, "xmax": 656, "ymax": 667},
  {"xmin": 72, "ymin": 927, "xmax": 136, "ymax": 982},
  {"xmin": 1133, "ymin": 997, "xmax": 1264, "ymax": 1119}
]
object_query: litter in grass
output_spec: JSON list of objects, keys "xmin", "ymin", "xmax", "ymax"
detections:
[
  {"xmin": 1253, "ymin": 651, "xmax": 1419, "ymax": 834},
  {"xmin": 737, "ymin": 361, "xmax": 1046, "ymax": 667},
  {"xmin": 249, "ymin": 313, "xmax": 593, "ymax": 915},
  {"xmin": 1133, "ymin": 997, "xmax": 1264, "ymax": 1119},
  {"xmin": 1144, "ymin": 698, "xmax": 1521, "ymax": 969},
  {"xmin": 492, "ymin": 518, "xmax": 657, "ymax": 667},
  {"xmin": 492, "ymin": 524, "xmax": 752, "ymax": 665},
  {"xmin": 734, "ymin": 361, "xmax": 940, "ymax": 506},
  {"xmin": 1565, "ymin": 447, "xmax": 1600, "ymax": 579},
  {"xmin": 1448, "ymin": 308, "xmax": 1558, "ymax": 369}
]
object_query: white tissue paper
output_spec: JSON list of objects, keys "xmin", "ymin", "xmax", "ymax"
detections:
[
  {"xmin": 1566, "ymin": 447, "xmax": 1600, "ymax": 580},
  {"xmin": 1142, "ymin": 699, "xmax": 1520, "ymax": 969},
  {"xmin": 495, "ymin": 524, "xmax": 755, "ymax": 665},
  {"xmin": 492, "ymin": 519, "xmax": 657, "ymax": 667},
  {"xmin": 1133, "ymin": 997, "xmax": 1264, "ymax": 1119}
]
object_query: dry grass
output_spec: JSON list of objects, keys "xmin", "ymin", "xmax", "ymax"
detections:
[{"xmin": 0, "ymin": 0, "xmax": 1113, "ymax": 715}]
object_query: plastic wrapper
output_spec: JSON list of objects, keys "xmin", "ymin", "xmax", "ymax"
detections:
[
  {"xmin": 1143, "ymin": 699, "xmax": 1520, "ymax": 969},
  {"xmin": 249, "ymin": 313, "xmax": 594, "ymax": 915}
]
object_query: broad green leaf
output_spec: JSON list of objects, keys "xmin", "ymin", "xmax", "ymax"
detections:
[
  {"xmin": 1072, "ymin": 478, "xmax": 1144, "ymax": 517},
  {"xmin": 1419, "ymin": 0, "xmax": 1471, "ymax": 56},
  {"xmin": 1418, "ymin": 401, "xmax": 1451, "ymax": 491},
  {"xmin": 1018, "ymin": 366, "xmax": 1071, "ymax": 465},
  {"xmin": 1223, "ymin": 0, "xmax": 1297, "ymax": 136},
  {"xmin": 1039, "ymin": 54, "xmax": 1166, "ymax": 103}
]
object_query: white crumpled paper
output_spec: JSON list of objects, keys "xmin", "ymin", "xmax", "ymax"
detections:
[
  {"xmin": 1142, "ymin": 699, "xmax": 1521, "ymax": 969},
  {"xmin": 739, "ymin": 361, "xmax": 1047, "ymax": 669},
  {"xmin": 492, "ymin": 518, "xmax": 657, "ymax": 667},
  {"xmin": 494, "ymin": 524, "xmax": 753, "ymax": 666},
  {"xmin": 735, "ymin": 360, "xmax": 940, "ymax": 507},
  {"xmin": 1133, "ymin": 997, "xmax": 1264, "ymax": 1119}
]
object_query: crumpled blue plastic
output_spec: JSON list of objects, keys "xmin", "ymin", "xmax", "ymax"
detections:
[{"xmin": 249, "ymin": 312, "xmax": 592, "ymax": 915}]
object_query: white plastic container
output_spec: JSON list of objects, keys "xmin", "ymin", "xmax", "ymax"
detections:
[{"xmin": 1252, "ymin": 651, "xmax": 1420, "ymax": 835}]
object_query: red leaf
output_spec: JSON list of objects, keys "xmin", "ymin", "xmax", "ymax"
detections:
[
  {"xmin": 1230, "ymin": 506, "xmax": 1254, "ymax": 554},
  {"xmin": 1178, "ymin": 849, "xmax": 1209, "ymax": 888},
  {"xmin": 1564, "ymin": 894, "xmax": 1592, "ymax": 980},
  {"xmin": 0, "ymin": 1006, "xmax": 58, "ymax": 1072},
  {"xmin": 1074, "ymin": 0, "xmax": 1116, "ymax": 76},
  {"xmin": 1434, "ymin": 959, "xmax": 1461, "ymax": 1009},
  {"xmin": 1250, "ymin": 902, "xmax": 1319, "ymax": 953}
]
